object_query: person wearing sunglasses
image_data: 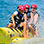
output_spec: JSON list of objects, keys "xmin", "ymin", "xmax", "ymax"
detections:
[
  {"xmin": 7, "ymin": 5, "xmax": 27, "ymax": 38},
  {"xmin": 30, "ymin": 4, "xmax": 39, "ymax": 37},
  {"xmin": 24, "ymin": 4, "xmax": 34, "ymax": 37}
]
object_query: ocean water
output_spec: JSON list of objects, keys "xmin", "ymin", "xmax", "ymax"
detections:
[{"xmin": 0, "ymin": 0, "xmax": 44, "ymax": 44}]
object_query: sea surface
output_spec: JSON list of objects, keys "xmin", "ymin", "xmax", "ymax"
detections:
[{"xmin": 0, "ymin": 0, "xmax": 44, "ymax": 44}]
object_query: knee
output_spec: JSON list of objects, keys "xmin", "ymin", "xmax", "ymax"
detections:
[
  {"xmin": 28, "ymin": 24, "xmax": 32, "ymax": 28},
  {"xmin": 8, "ymin": 23, "xmax": 13, "ymax": 27},
  {"xmin": 20, "ymin": 22, "xmax": 24, "ymax": 27},
  {"xmin": 23, "ymin": 22, "xmax": 26, "ymax": 26}
]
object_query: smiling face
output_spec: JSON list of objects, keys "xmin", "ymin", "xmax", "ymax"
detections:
[{"xmin": 31, "ymin": 7, "xmax": 37, "ymax": 13}]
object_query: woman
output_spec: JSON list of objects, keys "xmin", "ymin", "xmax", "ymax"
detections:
[
  {"xmin": 30, "ymin": 4, "xmax": 39, "ymax": 37},
  {"xmin": 24, "ymin": 4, "xmax": 34, "ymax": 37}
]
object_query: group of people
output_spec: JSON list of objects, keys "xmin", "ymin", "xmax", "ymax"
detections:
[{"xmin": 7, "ymin": 4, "xmax": 39, "ymax": 38}]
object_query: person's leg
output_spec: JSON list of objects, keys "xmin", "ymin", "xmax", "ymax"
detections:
[
  {"xmin": 7, "ymin": 18, "xmax": 14, "ymax": 27},
  {"xmin": 28, "ymin": 24, "xmax": 34, "ymax": 36},
  {"xmin": 26, "ymin": 29, "xmax": 29, "ymax": 38},
  {"xmin": 20, "ymin": 22, "xmax": 27, "ymax": 38},
  {"xmin": 35, "ymin": 27, "xmax": 39, "ymax": 37},
  {"xmin": 7, "ymin": 18, "xmax": 16, "ymax": 28},
  {"xmin": 34, "ymin": 14, "xmax": 39, "ymax": 37},
  {"xmin": 7, "ymin": 23, "xmax": 13, "ymax": 27}
]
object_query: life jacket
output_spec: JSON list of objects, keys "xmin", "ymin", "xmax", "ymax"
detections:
[
  {"xmin": 24, "ymin": 11, "xmax": 31, "ymax": 20},
  {"xmin": 14, "ymin": 11, "xmax": 24, "ymax": 25}
]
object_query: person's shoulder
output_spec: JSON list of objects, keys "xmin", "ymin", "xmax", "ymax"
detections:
[
  {"xmin": 13, "ymin": 11, "xmax": 18, "ymax": 16},
  {"xmin": 36, "ymin": 11, "xmax": 40, "ymax": 16}
]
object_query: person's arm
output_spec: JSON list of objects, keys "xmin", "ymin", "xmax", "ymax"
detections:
[
  {"xmin": 29, "ymin": 12, "xmax": 34, "ymax": 24},
  {"xmin": 11, "ymin": 14, "xmax": 15, "ymax": 27},
  {"xmin": 24, "ymin": 13, "xmax": 27, "ymax": 23},
  {"xmin": 11, "ymin": 14, "xmax": 15, "ymax": 21},
  {"xmin": 11, "ymin": 11, "xmax": 18, "ymax": 27}
]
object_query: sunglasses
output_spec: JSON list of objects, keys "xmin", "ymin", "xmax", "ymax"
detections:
[
  {"xmin": 26, "ymin": 8, "xmax": 29, "ymax": 9},
  {"xmin": 31, "ymin": 7, "xmax": 37, "ymax": 9}
]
